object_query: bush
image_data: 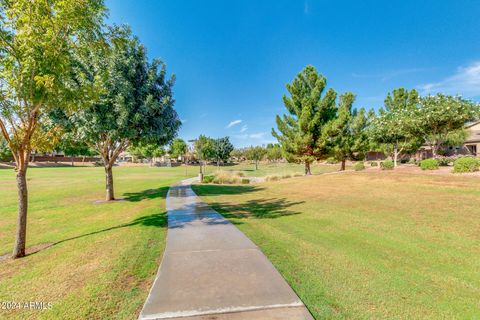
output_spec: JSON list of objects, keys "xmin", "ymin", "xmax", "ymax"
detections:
[
  {"xmin": 354, "ymin": 162, "xmax": 365, "ymax": 171},
  {"xmin": 325, "ymin": 157, "xmax": 337, "ymax": 164},
  {"xmin": 435, "ymin": 157, "xmax": 450, "ymax": 166},
  {"xmin": 203, "ymin": 175, "xmax": 214, "ymax": 183},
  {"xmin": 380, "ymin": 160, "xmax": 394, "ymax": 170},
  {"xmin": 265, "ymin": 175, "xmax": 280, "ymax": 181},
  {"xmin": 408, "ymin": 158, "xmax": 418, "ymax": 165},
  {"xmin": 453, "ymin": 157, "xmax": 479, "ymax": 173},
  {"xmin": 370, "ymin": 161, "xmax": 378, "ymax": 167},
  {"xmin": 420, "ymin": 159, "xmax": 439, "ymax": 170},
  {"xmin": 212, "ymin": 171, "xmax": 242, "ymax": 184},
  {"xmin": 241, "ymin": 178, "xmax": 250, "ymax": 184},
  {"xmin": 282, "ymin": 173, "xmax": 292, "ymax": 179}
]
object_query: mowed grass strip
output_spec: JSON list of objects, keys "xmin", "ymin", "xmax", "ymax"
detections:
[
  {"xmin": 0, "ymin": 166, "xmax": 191, "ymax": 319},
  {"xmin": 192, "ymin": 171, "xmax": 480, "ymax": 319}
]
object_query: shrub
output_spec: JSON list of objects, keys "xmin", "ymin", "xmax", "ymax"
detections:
[
  {"xmin": 370, "ymin": 161, "xmax": 378, "ymax": 167},
  {"xmin": 265, "ymin": 175, "xmax": 280, "ymax": 181},
  {"xmin": 203, "ymin": 175, "xmax": 214, "ymax": 183},
  {"xmin": 408, "ymin": 158, "xmax": 418, "ymax": 165},
  {"xmin": 241, "ymin": 178, "xmax": 250, "ymax": 184},
  {"xmin": 325, "ymin": 157, "xmax": 337, "ymax": 164},
  {"xmin": 282, "ymin": 173, "xmax": 292, "ymax": 179},
  {"xmin": 354, "ymin": 162, "xmax": 365, "ymax": 171},
  {"xmin": 453, "ymin": 157, "xmax": 479, "ymax": 173},
  {"xmin": 380, "ymin": 160, "xmax": 394, "ymax": 170},
  {"xmin": 212, "ymin": 171, "xmax": 242, "ymax": 184},
  {"xmin": 235, "ymin": 171, "xmax": 245, "ymax": 177},
  {"xmin": 434, "ymin": 156, "xmax": 456, "ymax": 167},
  {"xmin": 420, "ymin": 159, "xmax": 439, "ymax": 170}
]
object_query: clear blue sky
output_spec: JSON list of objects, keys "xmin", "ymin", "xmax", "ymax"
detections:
[{"xmin": 106, "ymin": 0, "xmax": 480, "ymax": 147}]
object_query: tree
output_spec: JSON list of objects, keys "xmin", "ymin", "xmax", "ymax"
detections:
[
  {"xmin": 212, "ymin": 137, "xmax": 234, "ymax": 167},
  {"xmin": 0, "ymin": 0, "xmax": 106, "ymax": 258},
  {"xmin": 194, "ymin": 135, "xmax": 215, "ymax": 171},
  {"xmin": 272, "ymin": 65, "xmax": 337, "ymax": 175},
  {"xmin": 0, "ymin": 136, "xmax": 12, "ymax": 161},
  {"xmin": 129, "ymin": 143, "xmax": 165, "ymax": 165},
  {"xmin": 169, "ymin": 138, "xmax": 188, "ymax": 161},
  {"xmin": 266, "ymin": 143, "xmax": 283, "ymax": 162},
  {"xmin": 418, "ymin": 94, "xmax": 478, "ymax": 157},
  {"xmin": 327, "ymin": 93, "xmax": 370, "ymax": 170},
  {"xmin": 245, "ymin": 145, "xmax": 267, "ymax": 170},
  {"xmin": 56, "ymin": 26, "xmax": 180, "ymax": 201},
  {"xmin": 370, "ymin": 88, "xmax": 422, "ymax": 167}
]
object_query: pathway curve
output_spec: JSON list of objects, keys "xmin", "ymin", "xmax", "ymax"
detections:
[{"xmin": 139, "ymin": 178, "xmax": 313, "ymax": 320}]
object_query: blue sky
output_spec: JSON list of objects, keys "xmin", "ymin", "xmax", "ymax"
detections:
[{"xmin": 106, "ymin": 0, "xmax": 480, "ymax": 147}]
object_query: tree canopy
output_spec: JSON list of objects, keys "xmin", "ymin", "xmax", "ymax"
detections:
[
  {"xmin": 169, "ymin": 138, "xmax": 188, "ymax": 160},
  {"xmin": 55, "ymin": 26, "xmax": 180, "ymax": 200},
  {"xmin": 212, "ymin": 137, "xmax": 234, "ymax": 166},
  {"xmin": 370, "ymin": 88, "xmax": 422, "ymax": 166},
  {"xmin": 245, "ymin": 145, "xmax": 267, "ymax": 170},
  {"xmin": 0, "ymin": 0, "xmax": 106, "ymax": 258},
  {"xmin": 272, "ymin": 65, "xmax": 337, "ymax": 175},
  {"xmin": 326, "ymin": 93, "xmax": 370, "ymax": 170}
]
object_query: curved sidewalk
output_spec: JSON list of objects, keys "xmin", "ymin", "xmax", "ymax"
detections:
[{"xmin": 139, "ymin": 178, "xmax": 313, "ymax": 320}]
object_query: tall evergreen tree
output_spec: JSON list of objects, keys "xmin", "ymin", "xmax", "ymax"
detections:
[
  {"xmin": 327, "ymin": 93, "xmax": 370, "ymax": 170},
  {"xmin": 272, "ymin": 65, "xmax": 337, "ymax": 175}
]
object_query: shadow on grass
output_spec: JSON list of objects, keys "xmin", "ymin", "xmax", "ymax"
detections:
[
  {"xmin": 192, "ymin": 184, "xmax": 303, "ymax": 222},
  {"xmin": 20, "ymin": 212, "xmax": 167, "ymax": 258},
  {"xmin": 123, "ymin": 186, "xmax": 170, "ymax": 202}
]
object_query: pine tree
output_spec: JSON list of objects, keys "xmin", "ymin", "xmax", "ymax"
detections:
[{"xmin": 272, "ymin": 66, "xmax": 337, "ymax": 175}]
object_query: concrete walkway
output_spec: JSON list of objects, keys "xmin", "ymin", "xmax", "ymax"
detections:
[{"xmin": 139, "ymin": 179, "xmax": 313, "ymax": 320}]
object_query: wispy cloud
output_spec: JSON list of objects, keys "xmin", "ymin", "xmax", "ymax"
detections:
[
  {"xmin": 352, "ymin": 68, "xmax": 431, "ymax": 82},
  {"xmin": 226, "ymin": 119, "xmax": 242, "ymax": 128},
  {"xmin": 249, "ymin": 132, "xmax": 265, "ymax": 139},
  {"xmin": 240, "ymin": 125, "xmax": 248, "ymax": 133},
  {"xmin": 419, "ymin": 61, "xmax": 480, "ymax": 97}
]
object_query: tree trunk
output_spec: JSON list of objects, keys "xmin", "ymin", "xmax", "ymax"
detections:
[
  {"xmin": 105, "ymin": 165, "xmax": 115, "ymax": 201},
  {"xmin": 305, "ymin": 161, "xmax": 312, "ymax": 175},
  {"xmin": 393, "ymin": 142, "xmax": 398, "ymax": 167},
  {"xmin": 255, "ymin": 159, "xmax": 258, "ymax": 170},
  {"xmin": 340, "ymin": 159, "xmax": 346, "ymax": 171},
  {"xmin": 13, "ymin": 168, "xmax": 28, "ymax": 258}
]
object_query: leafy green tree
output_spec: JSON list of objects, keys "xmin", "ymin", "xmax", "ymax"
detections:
[
  {"xmin": 418, "ymin": 94, "xmax": 478, "ymax": 157},
  {"xmin": 169, "ymin": 138, "xmax": 188, "ymax": 161},
  {"xmin": 0, "ymin": 0, "xmax": 105, "ymax": 258},
  {"xmin": 212, "ymin": 137, "xmax": 234, "ymax": 167},
  {"xmin": 327, "ymin": 93, "xmax": 370, "ymax": 170},
  {"xmin": 56, "ymin": 26, "xmax": 180, "ymax": 201},
  {"xmin": 0, "ymin": 137, "xmax": 12, "ymax": 161},
  {"xmin": 266, "ymin": 143, "xmax": 283, "ymax": 162},
  {"xmin": 194, "ymin": 135, "xmax": 215, "ymax": 172},
  {"xmin": 272, "ymin": 65, "xmax": 337, "ymax": 175},
  {"xmin": 245, "ymin": 145, "xmax": 267, "ymax": 170},
  {"xmin": 370, "ymin": 88, "xmax": 422, "ymax": 167},
  {"xmin": 129, "ymin": 143, "xmax": 165, "ymax": 165}
]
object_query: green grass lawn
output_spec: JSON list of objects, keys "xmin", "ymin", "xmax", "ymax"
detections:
[
  {"xmin": 192, "ymin": 171, "xmax": 480, "ymax": 319},
  {"xmin": 0, "ymin": 165, "xmax": 192, "ymax": 319},
  {"xmin": 202, "ymin": 161, "xmax": 348, "ymax": 177}
]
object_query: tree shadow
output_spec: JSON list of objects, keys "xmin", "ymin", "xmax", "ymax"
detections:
[
  {"xmin": 192, "ymin": 184, "xmax": 263, "ymax": 196},
  {"xmin": 123, "ymin": 186, "xmax": 170, "ymax": 202},
  {"xmin": 191, "ymin": 184, "xmax": 303, "ymax": 221},
  {"xmin": 19, "ymin": 212, "xmax": 168, "ymax": 258},
  {"xmin": 208, "ymin": 198, "xmax": 303, "ymax": 221}
]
